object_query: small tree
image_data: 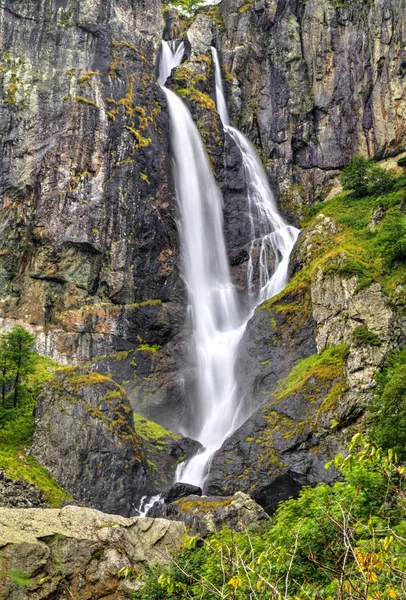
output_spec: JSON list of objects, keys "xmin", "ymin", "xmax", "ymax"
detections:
[
  {"xmin": 370, "ymin": 348, "xmax": 406, "ymax": 460},
  {"xmin": 0, "ymin": 326, "xmax": 36, "ymax": 408},
  {"xmin": 0, "ymin": 333, "xmax": 11, "ymax": 408}
]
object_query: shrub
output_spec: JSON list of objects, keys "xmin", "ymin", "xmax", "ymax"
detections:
[
  {"xmin": 374, "ymin": 207, "xmax": 406, "ymax": 264},
  {"xmin": 134, "ymin": 435, "xmax": 406, "ymax": 599},
  {"xmin": 341, "ymin": 155, "xmax": 395, "ymax": 198},
  {"xmin": 352, "ymin": 325, "xmax": 382, "ymax": 347},
  {"xmin": 370, "ymin": 348, "xmax": 406, "ymax": 461}
]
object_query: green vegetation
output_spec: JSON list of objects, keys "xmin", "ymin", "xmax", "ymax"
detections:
[
  {"xmin": 0, "ymin": 341, "xmax": 71, "ymax": 506},
  {"xmin": 273, "ymin": 155, "xmax": 406, "ymax": 310},
  {"xmin": 162, "ymin": 0, "xmax": 205, "ymax": 15},
  {"xmin": 341, "ymin": 155, "xmax": 395, "ymax": 198},
  {"xmin": 273, "ymin": 344, "xmax": 348, "ymax": 401},
  {"xmin": 134, "ymin": 412, "xmax": 180, "ymax": 446},
  {"xmin": 136, "ymin": 343, "xmax": 162, "ymax": 353},
  {"xmin": 0, "ymin": 326, "xmax": 36, "ymax": 407},
  {"xmin": 352, "ymin": 325, "xmax": 382, "ymax": 347},
  {"xmin": 133, "ymin": 435, "xmax": 406, "ymax": 599},
  {"xmin": 370, "ymin": 348, "xmax": 406, "ymax": 461}
]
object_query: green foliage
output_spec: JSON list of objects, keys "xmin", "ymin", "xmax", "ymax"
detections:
[
  {"xmin": 352, "ymin": 325, "xmax": 382, "ymax": 347},
  {"xmin": 0, "ymin": 351, "xmax": 71, "ymax": 506},
  {"xmin": 299, "ymin": 165, "xmax": 406, "ymax": 304},
  {"xmin": 136, "ymin": 435, "xmax": 406, "ymax": 599},
  {"xmin": 134, "ymin": 412, "xmax": 180, "ymax": 446},
  {"xmin": 370, "ymin": 348, "xmax": 406, "ymax": 461},
  {"xmin": 6, "ymin": 569, "xmax": 32, "ymax": 587},
  {"xmin": 373, "ymin": 207, "xmax": 406, "ymax": 265},
  {"xmin": 273, "ymin": 344, "xmax": 348, "ymax": 400},
  {"xmin": 0, "ymin": 326, "xmax": 36, "ymax": 408},
  {"xmin": 162, "ymin": 0, "xmax": 204, "ymax": 15},
  {"xmin": 136, "ymin": 343, "xmax": 162, "ymax": 353},
  {"xmin": 341, "ymin": 155, "xmax": 395, "ymax": 198}
]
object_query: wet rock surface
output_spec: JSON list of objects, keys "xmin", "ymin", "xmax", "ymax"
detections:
[
  {"xmin": 0, "ymin": 0, "xmax": 188, "ymax": 432},
  {"xmin": 0, "ymin": 505, "xmax": 185, "ymax": 599},
  {"xmin": 164, "ymin": 482, "xmax": 203, "ymax": 504},
  {"xmin": 31, "ymin": 368, "xmax": 148, "ymax": 516}
]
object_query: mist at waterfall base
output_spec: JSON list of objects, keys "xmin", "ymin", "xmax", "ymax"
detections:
[{"xmin": 158, "ymin": 41, "xmax": 299, "ymax": 491}]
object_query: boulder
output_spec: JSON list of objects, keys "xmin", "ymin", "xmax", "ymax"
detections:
[
  {"xmin": 186, "ymin": 14, "xmax": 215, "ymax": 57},
  {"xmin": 0, "ymin": 505, "xmax": 185, "ymax": 599},
  {"xmin": 31, "ymin": 368, "xmax": 148, "ymax": 516},
  {"xmin": 149, "ymin": 492, "xmax": 269, "ymax": 537},
  {"xmin": 165, "ymin": 482, "xmax": 203, "ymax": 503}
]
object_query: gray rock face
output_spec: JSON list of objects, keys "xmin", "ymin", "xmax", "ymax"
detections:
[
  {"xmin": 149, "ymin": 492, "xmax": 269, "ymax": 537},
  {"xmin": 219, "ymin": 0, "xmax": 406, "ymax": 217},
  {"xmin": 0, "ymin": 505, "xmax": 185, "ymax": 599},
  {"xmin": 0, "ymin": 0, "xmax": 184, "ymax": 375},
  {"xmin": 31, "ymin": 368, "xmax": 148, "ymax": 516},
  {"xmin": 186, "ymin": 13, "xmax": 215, "ymax": 57}
]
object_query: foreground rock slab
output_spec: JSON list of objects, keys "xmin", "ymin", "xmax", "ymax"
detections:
[{"xmin": 0, "ymin": 505, "xmax": 185, "ymax": 599}]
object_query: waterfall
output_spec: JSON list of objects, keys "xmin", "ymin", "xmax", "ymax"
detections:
[
  {"xmin": 211, "ymin": 47, "xmax": 299, "ymax": 307},
  {"xmin": 157, "ymin": 41, "xmax": 299, "ymax": 490},
  {"xmin": 160, "ymin": 41, "xmax": 246, "ymax": 486},
  {"xmin": 158, "ymin": 40, "xmax": 185, "ymax": 87}
]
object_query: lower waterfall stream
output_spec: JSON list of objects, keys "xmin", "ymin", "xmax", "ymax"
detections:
[{"xmin": 153, "ymin": 41, "xmax": 299, "ymax": 494}]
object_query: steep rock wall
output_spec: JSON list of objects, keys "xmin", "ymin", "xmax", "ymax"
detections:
[
  {"xmin": 0, "ymin": 0, "xmax": 182, "ymax": 363},
  {"xmin": 219, "ymin": 0, "xmax": 406, "ymax": 218}
]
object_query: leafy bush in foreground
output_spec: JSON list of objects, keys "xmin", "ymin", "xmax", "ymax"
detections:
[
  {"xmin": 134, "ymin": 435, "xmax": 406, "ymax": 599},
  {"xmin": 370, "ymin": 349, "xmax": 406, "ymax": 461}
]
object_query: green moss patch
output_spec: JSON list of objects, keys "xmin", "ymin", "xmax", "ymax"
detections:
[
  {"xmin": 134, "ymin": 413, "xmax": 180, "ymax": 448},
  {"xmin": 273, "ymin": 344, "xmax": 349, "ymax": 401}
]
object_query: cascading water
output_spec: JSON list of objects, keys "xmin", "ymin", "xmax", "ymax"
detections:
[
  {"xmin": 159, "ymin": 41, "xmax": 246, "ymax": 486},
  {"xmin": 157, "ymin": 41, "xmax": 299, "ymax": 490},
  {"xmin": 211, "ymin": 47, "xmax": 299, "ymax": 307},
  {"xmin": 158, "ymin": 40, "xmax": 185, "ymax": 87}
]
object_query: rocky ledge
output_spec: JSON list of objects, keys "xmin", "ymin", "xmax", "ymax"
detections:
[{"xmin": 0, "ymin": 505, "xmax": 185, "ymax": 599}]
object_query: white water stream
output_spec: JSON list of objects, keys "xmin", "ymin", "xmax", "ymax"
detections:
[{"xmin": 157, "ymin": 41, "xmax": 299, "ymax": 491}]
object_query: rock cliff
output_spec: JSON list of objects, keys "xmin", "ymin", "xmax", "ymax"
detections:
[
  {"xmin": 0, "ymin": 0, "xmax": 405, "ymax": 526},
  {"xmin": 219, "ymin": 0, "xmax": 406, "ymax": 219}
]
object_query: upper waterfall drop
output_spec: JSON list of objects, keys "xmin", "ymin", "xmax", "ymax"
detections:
[
  {"xmin": 158, "ymin": 40, "xmax": 185, "ymax": 87},
  {"xmin": 211, "ymin": 46, "xmax": 300, "ymax": 306}
]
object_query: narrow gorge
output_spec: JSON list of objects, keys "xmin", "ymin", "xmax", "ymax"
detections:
[{"xmin": 0, "ymin": 0, "xmax": 405, "ymax": 598}]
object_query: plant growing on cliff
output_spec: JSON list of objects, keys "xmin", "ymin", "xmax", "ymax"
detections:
[
  {"xmin": 341, "ymin": 155, "xmax": 395, "ymax": 198},
  {"xmin": 369, "ymin": 348, "xmax": 406, "ymax": 461},
  {"xmin": 0, "ymin": 326, "xmax": 36, "ymax": 408},
  {"xmin": 162, "ymin": 0, "xmax": 204, "ymax": 15}
]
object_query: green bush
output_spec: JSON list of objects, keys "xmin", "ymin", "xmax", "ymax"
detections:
[
  {"xmin": 341, "ymin": 155, "xmax": 395, "ymax": 198},
  {"xmin": 373, "ymin": 207, "xmax": 406, "ymax": 264},
  {"xmin": 352, "ymin": 325, "xmax": 382, "ymax": 347},
  {"xmin": 370, "ymin": 348, "xmax": 406, "ymax": 461},
  {"xmin": 135, "ymin": 436, "xmax": 406, "ymax": 599},
  {"xmin": 0, "ymin": 326, "xmax": 36, "ymax": 408},
  {"xmin": 162, "ymin": 0, "xmax": 204, "ymax": 13}
]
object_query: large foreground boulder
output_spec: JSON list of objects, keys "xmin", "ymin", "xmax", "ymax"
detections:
[{"xmin": 0, "ymin": 506, "xmax": 185, "ymax": 599}]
